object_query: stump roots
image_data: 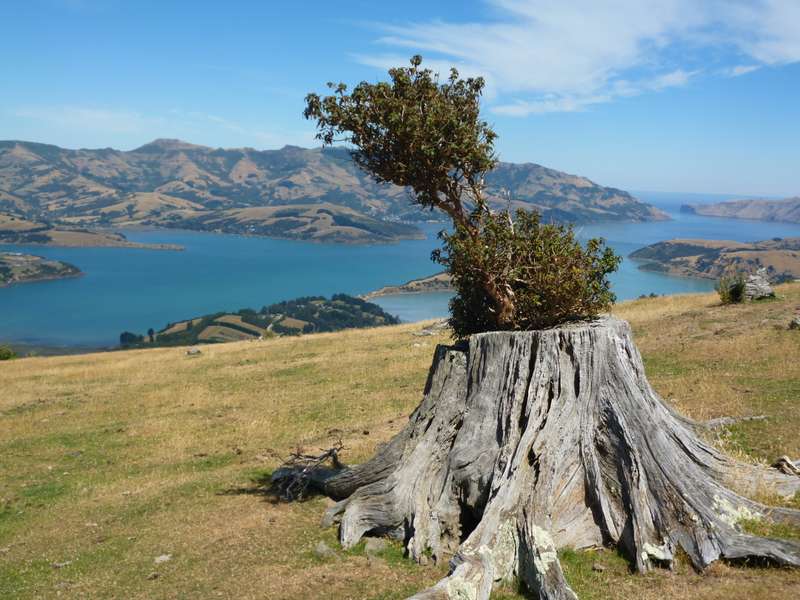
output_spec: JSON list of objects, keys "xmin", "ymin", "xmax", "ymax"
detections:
[{"xmin": 276, "ymin": 316, "xmax": 800, "ymax": 599}]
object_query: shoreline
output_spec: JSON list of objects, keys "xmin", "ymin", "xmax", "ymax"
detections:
[
  {"xmin": 149, "ymin": 223, "xmax": 429, "ymax": 246},
  {"xmin": 0, "ymin": 270, "xmax": 84, "ymax": 289},
  {"xmin": 361, "ymin": 272, "xmax": 454, "ymax": 300},
  {"xmin": 0, "ymin": 286, "xmax": 735, "ymax": 357}
]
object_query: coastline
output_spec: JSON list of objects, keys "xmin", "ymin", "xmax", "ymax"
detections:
[
  {"xmin": 0, "ymin": 270, "xmax": 84, "ymax": 289},
  {"xmin": 361, "ymin": 272, "xmax": 454, "ymax": 300}
]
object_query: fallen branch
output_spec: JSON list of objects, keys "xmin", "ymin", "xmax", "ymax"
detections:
[
  {"xmin": 773, "ymin": 456, "xmax": 800, "ymax": 477},
  {"xmin": 271, "ymin": 440, "xmax": 346, "ymax": 501}
]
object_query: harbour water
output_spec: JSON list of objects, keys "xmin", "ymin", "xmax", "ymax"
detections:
[{"xmin": 2, "ymin": 192, "xmax": 798, "ymax": 348}]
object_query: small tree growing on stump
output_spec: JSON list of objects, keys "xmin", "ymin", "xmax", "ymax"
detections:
[
  {"xmin": 304, "ymin": 55, "xmax": 619, "ymax": 334},
  {"xmin": 288, "ymin": 57, "xmax": 800, "ymax": 600}
]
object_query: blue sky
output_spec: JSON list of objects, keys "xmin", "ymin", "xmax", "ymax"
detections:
[{"xmin": 1, "ymin": 0, "xmax": 798, "ymax": 196}]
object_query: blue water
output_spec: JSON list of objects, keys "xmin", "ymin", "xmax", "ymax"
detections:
[{"xmin": 2, "ymin": 191, "xmax": 799, "ymax": 348}]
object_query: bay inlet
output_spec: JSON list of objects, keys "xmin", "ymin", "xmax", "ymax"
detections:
[{"xmin": 2, "ymin": 192, "xmax": 799, "ymax": 349}]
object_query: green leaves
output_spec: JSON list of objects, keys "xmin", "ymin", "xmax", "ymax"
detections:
[
  {"xmin": 304, "ymin": 55, "xmax": 496, "ymax": 220},
  {"xmin": 438, "ymin": 210, "xmax": 621, "ymax": 337}
]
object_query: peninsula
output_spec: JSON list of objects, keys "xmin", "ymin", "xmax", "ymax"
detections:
[
  {"xmin": 120, "ymin": 293, "xmax": 400, "ymax": 347},
  {"xmin": 630, "ymin": 237, "xmax": 800, "ymax": 281},
  {"xmin": 0, "ymin": 212, "xmax": 182, "ymax": 250},
  {"xmin": 362, "ymin": 272, "xmax": 454, "ymax": 299},
  {"xmin": 0, "ymin": 252, "xmax": 82, "ymax": 286},
  {"xmin": 681, "ymin": 196, "xmax": 800, "ymax": 223}
]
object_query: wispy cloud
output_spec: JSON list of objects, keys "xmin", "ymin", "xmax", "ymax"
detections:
[
  {"xmin": 13, "ymin": 106, "xmax": 162, "ymax": 134},
  {"xmin": 726, "ymin": 64, "xmax": 761, "ymax": 77},
  {"xmin": 357, "ymin": 0, "xmax": 800, "ymax": 116},
  {"xmin": 10, "ymin": 105, "xmax": 315, "ymax": 149}
]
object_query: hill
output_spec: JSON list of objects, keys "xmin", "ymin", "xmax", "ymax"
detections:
[
  {"xmin": 0, "ymin": 252, "xmax": 81, "ymax": 286},
  {"xmin": 0, "ymin": 211, "xmax": 182, "ymax": 250},
  {"xmin": 681, "ymin": 197, "xmax": 800, "ymax": 223},
  {"xmin": 630, "ymin": 238, "xmax": 800, "ymax": 281},
  {"xmin": 361, "ymin": 272, "xmax": 453, "ymax": 299},
  {"xmin": 1, "ymin": 285, "xmax": 799, "ymax": 599},
  {"xmin": 0, "ymin": 139, "xmax": 667, "ymax": 244},
  {"xmin": 120, "ymin": 294, "xmax": 400, "ymax": 347}
]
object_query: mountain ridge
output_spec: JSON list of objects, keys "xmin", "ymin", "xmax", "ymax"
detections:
[
  {"xmin": 0, "ymin": 139, "xmax": 668, "ymax": 243},
  {"xmin": 681, "ymin": 197, "xmax": 800, "ymax": 223}
]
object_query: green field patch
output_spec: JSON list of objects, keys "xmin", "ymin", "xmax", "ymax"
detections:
[
  {"xmin": 272, "ymin": 362, "xmax": 318, "ymax": 379},
  {"xmin": 117, "ymin": 477, "xmax": 223, "ymax": 523},
  {"xmin": 171, "ymin": 452, "xmax": 238, "ymax": 473},
  {"xmin": 741, "ymin": 518, "xmax": 800, "ymax": 541},
  {"xmin": 559, "ymin": 547, "xmax": 633, "ymax": 600},
  {"xmin": 642, "ymin": 354, "xmax": 696, "ymax": 379}
]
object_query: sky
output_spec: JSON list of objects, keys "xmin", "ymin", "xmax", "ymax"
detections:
[{"xmin": 1, "ymin": 0, "xmax": 798, "ymax": 196}]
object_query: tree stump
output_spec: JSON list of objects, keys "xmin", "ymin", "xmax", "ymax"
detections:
[{"xmin": 294, "ymin": 316, "xmax": 800, "ymax": 599}]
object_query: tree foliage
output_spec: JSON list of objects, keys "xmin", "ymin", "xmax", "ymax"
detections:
[
  {"xmin": 435, "ymin": 210, "xmax": 620, "ymax": 336},
  {"xmin": 305, "ymin": 56, "xmax": 620, "ymax": 335},
  {"xmin": 304, "ymin": 55, "xmax": 496, "ymax": 230}
]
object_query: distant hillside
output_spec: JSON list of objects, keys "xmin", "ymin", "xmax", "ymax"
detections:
[
  {"xmin": 120, "ymin": 293, "xmax": 400, "ymax": 347},
  {"xmin": 362, "ymin": 272, "xmax": 453, "ymax": 299},
  {"xmin": 0, "ymin": 211, "xmax": 182, "ymax": 250},
  {"xmin": 0, "ymin": 139, "xmax": 667, "ymax": 243},
  {"xmin": 0, "ymin": 252, "xmax": 81, "ymax": 286},
  {"xmin": 630, "ymin": 237, "xmax": 800, "ymax": 282},
  {"xmin": 681, "ymin": 197, "xmax": 800, "ymax": 223}
]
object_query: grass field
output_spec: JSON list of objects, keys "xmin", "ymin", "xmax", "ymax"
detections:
[{"xmin": 1, "ymin": 284, "xmax": 800, "ymax": 599}]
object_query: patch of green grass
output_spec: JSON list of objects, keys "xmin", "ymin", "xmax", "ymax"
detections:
[
  {"xmin": 272, "ymin": 362, "xmax": 318, "ymax": 379},
  {"xmin": 722, "ymin": 375, "xmax": 800, "ymax": 461},
  {"xmin": 489, "ymin": 579, "xmax": 526, "ymax": 599},
  {"xmin": 0, "ymin": 559, "xmax": 52, "ymax": 599},
  {"xmin": 642, "ymin": 354, "xmax": 692, "ymax": 378},
  {"xmin": 559, "ymin": 547, "xmax": 632, "ymax": 600},
  {"xmin": 170, "ymin": 452, "xmax": 239, "ymax": 473},
  {"xmin": 741, "ymin": 518, "xmax": 800, "ymax": 541},
  {"xmin": 367, "ymin": 584, "xmax": 433, "ymax": 600},
  {"xmin": 117, "ymin": 477, "xmax": 224, "ymax": 523},
  {"xmin": 1, "ymin": 479, "xmax": 71, "ymax": 540},
  {"xmin": 19, "ymin": 479, "xmax": 69, "ymax": 504}
]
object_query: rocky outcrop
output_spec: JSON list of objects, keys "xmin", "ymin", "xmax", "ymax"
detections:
[{"xmin": 745, "ymin": 268, "xmax": 775, "ymax": 301}]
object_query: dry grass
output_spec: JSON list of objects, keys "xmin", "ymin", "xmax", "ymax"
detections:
[
  {"xmin": 278, "ymin": 316, "xmax": 310, "ymax": 330},
  {"xmin": 212, "ymin": 315, "xmax": 266, "ymax": 337},
  {"xmin": 196, "ymin": 324, "xmax": 254, "ymax": 342},
  {"xmin": 159, "ymin": 319, "xmax": 197, "ymax": 336},
  {"xmin": 1, "ymin": 284, "xmax": 800, "ymax": 599},
  {"xmin": 0, "ymin": 213, "xmax": 42, "ymax": 232}
]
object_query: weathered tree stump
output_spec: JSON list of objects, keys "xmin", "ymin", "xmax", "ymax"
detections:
[{"xmin": 283, "ymin": 316, "xmax": 800, "ymax": 599}]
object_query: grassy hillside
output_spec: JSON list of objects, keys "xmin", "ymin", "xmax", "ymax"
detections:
[
  {"xmin": 0, "ymin": 252, "xmax": 81, "ymax": 286},
  {"xmin": 121, "ymin": 294, "xmax": 401, "ymax": 348},
  {"xmin": 2, "ymin": 285, "xmax": 800, "ymax": 599},
  {"xmin": 0, "ymin": 210, "xmax": 182, "ymax": 250}
]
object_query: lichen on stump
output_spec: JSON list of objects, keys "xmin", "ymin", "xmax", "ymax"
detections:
[{"xmin": 276, "ymin": 316, "xmax": 800, "ymax": 599}]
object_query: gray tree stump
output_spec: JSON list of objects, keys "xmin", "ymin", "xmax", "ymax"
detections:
[{"xmin": 298, "ymin": 316, "xmax": 800, "ymax": 599}]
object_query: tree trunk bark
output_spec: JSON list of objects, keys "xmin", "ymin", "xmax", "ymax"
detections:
[{"xmin": 291, "ymin": 316, "xmax": 800, "ymax": 599}]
